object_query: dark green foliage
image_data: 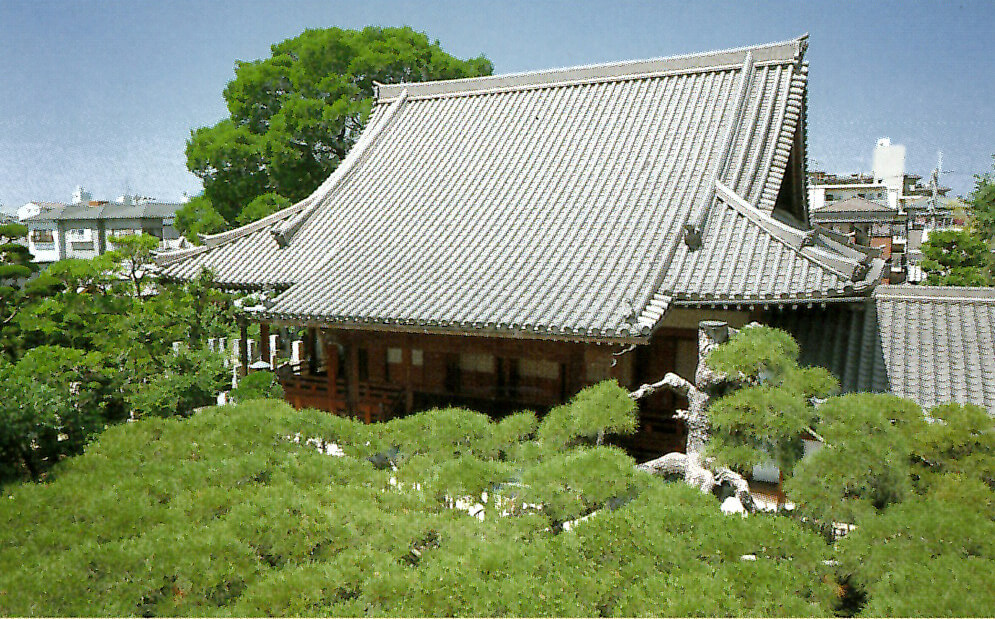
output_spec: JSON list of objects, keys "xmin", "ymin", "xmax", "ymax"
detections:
[
  {"xmin": 920, "ymin": 228, "xmax": 990, "ymax": 286},
  {"xmin": 0, "ymin": 365, "xmax": 75, "ymax": 481},
  {"xmin": 0, "ymin": 222, "xmax": 41, "ymax": 346},
  {"xmin": 174, "ymin": 195, "xmax": 228, "ymax": 244},
  {"xmin": 127, "ymin": 345, "xmax": 228, "ymax": 418},
  {"xmin": 522, "ymin": 447, "xmax": 648, "ymax": 527},
  {"xmin": 186, "ymin": 26, "xmax": 492, "ymax": 223},
  {"xmin": 0, "ymin": 256, "xmax": 236, "ymax": 482},
  {"xmin": 786, "ymin": 393, "xmax": 926, "ymax": 524},
  {"xmin": 705, "ymin": 327, "xmax": 995, "ymax": 615},
  {"xmin": 912, "ymin": 402, "xmax": 995, "ymax": 490},
  {"xmin": 538, "ymin": 380, "xmax": 638, "ymax": 449},
  {"xmin": 230, "ymin": 370, "xmax": 284, "ymax": 403},
  {"xmin": 236, "ymin": 192, "xmax": 291, "ymax": 226},
  {"xmin": 837, "ymin": 477, "xmax": 995, "ymax": 617},
  {"xmin": 0, "ymin": 399, "xmax": 835, "ymax": 616},
  {"xmin": 706, "ymin": 326, "xmax": 837, "ymax": 474},
  {"xmin": 968, "ymin": 155, "xmax": 995, "ymax": 241}
]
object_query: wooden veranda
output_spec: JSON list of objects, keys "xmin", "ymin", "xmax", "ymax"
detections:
[{"xmin": 242, "ymin": 322, "xmax": 695, "ymax": 460}]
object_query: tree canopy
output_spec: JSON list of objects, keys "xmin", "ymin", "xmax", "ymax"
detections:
[
  {"xmin": 0, "ymin": 259, "xmax": 234, "ymax": 483},
  {"xmin": 183, "ymin": 26, "xmax": 492, "ymax": 231},
  {"xmin": 2, "ymin": 320, "xmax": 994, "ymax": 616},
  {"xmin": 920, "ymin": 228, "xmax": 990, "ymax": 286},
  {"xmin": 0, "ymin": 396, "xmax": 836, "ymax": 617},
  {"xmin": 968, "ymin": 155, "xmax": 995, "ymax": 241},
  {"xmin": 174, "ymin": 195, "xmax": 228, "ymax": 244}
]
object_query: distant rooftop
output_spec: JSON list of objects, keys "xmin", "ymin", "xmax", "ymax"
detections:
[{"xmin": 24, "ymin": 202, "xmax": 182, "ymax": 222}]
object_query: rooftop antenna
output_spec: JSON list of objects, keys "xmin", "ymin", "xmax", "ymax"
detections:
[{"xmin": 927, "ymin": 151, "xmax": 956, "ymax": 224}]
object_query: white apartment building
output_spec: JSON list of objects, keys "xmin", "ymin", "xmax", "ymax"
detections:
[{"xmin": 21, "ymin": 187, "xmax": 183, "ymax": 264}]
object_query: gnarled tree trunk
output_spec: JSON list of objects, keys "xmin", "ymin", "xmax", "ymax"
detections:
[{"xmin": 630, "ymin": 320, "xmax": 755, "ymax": 513}]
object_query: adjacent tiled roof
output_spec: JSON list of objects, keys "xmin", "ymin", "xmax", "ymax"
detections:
[
  {"xmin": 814, "ymin": 196, "xmax": 895, "ymax": 214},
  {"xmin": 772, "ymin": 285, "xmax": 995, "ymax": 411},
  {"xmin": 159, "ymin": 36, "xmax": 882, "ymax": 342},
  {"xmin": 24, "ymin": 202, "xmax": 182, "ymax": 222},
  {"xmin": 810, "ymin": 196, "xmax": 903, "ymax": 225}
]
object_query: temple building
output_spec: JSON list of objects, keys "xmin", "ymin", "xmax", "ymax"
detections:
[{"xmin": 159, "ymin": 37, "xmax": 885, "ymax": 459}]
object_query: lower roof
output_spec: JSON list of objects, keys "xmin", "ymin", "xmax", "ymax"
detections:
[{"xmin": 773, "ymin": 285, "xmax": 995, "ymax": 412}]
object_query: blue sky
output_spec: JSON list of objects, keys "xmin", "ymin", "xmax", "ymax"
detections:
[{"xmin": 1, "ymin": 0, "xmax": 993, "ymax": 211}]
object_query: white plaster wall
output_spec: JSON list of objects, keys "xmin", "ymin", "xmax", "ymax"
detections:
[{"xmin": 27, "ymin": 224, "xmax": 60, "ymax": 263}]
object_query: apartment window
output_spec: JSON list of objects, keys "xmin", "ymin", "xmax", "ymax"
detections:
[{"xmin": 30, "ymin": 229, "xmax": 54, "ymax": 243}]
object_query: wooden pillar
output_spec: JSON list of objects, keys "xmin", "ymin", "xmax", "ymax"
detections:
[
  {"xmin": 402, "ymin": 337, "xmax": 413, "ymax": 414},
  {"xmin": 345, "ymin": 337, "xmax": 360, "ymax": 418},
  {"xmin": 238, "ymin": 319, "xmax": 248, "ymax": 377},
  {"xmin": 566, "ymin": 343, "xmax": 586, "ymax": 398},
  {"xmin": 307, "ymin": 328, "xmax": 318, "ymax": 375},
  {"xmin": 322, "ymin": 331, "xmax": 339, "ymax": 412},
  {"xmin": 259, "ymin": 323, "xmax": 270, "ymax": 366}
]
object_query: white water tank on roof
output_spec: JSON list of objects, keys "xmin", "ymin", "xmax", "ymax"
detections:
[
  {"xmin": 72, "ymin": 185, "xmax": 91, "ymax": 205},
  {"xmin": 873, "ymin": 138, "xmax": 905, "ymax": 193}
]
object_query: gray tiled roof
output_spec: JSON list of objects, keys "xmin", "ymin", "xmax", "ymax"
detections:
[
  {"xmin": 159, "ymin": 37, "xmax": 882, "ymax": 342},
  {"xmin": 814, "ymin": 196, "xmax": 895, "ymax": 214},
  {"xmin": 24, "ymin": 202, "xmax": 182, "ymax": 222},
  {"xmin": 773, "ymin": 285, "xmax": 995, "ymax": 412},
  {"xmin": 810, "ymin": 196, "xmax": 903, "ymax": 224}
]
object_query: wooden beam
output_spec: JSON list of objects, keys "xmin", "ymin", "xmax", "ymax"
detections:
[{"xmin": 566, "ymin": 343, "xmax": 585, "ymax": 399}]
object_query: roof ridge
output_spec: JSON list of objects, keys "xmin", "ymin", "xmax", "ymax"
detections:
[
  {"xmin": 876, "ymin": 285, "xmax": 995, "ymax": 302},
  {"xmin": 155, "ymin": 200, "xmax": 305, "ymax": 266},
  {"xmin": 270, "ymin": 88, "xmax": 410, "ymax": 248},
  {"xmin": 376, "ymin": 36, "xmax": 807, "ymax": 101},
  {"xmin": 714, "ymin": 180, "xmax": 863, "ymax": 281},
  {"xmin": 159, "ymin": 90, "xmax": 412, "ymax": 265}
]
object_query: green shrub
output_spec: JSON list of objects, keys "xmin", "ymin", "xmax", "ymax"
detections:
[{"xmin": 230, "ymin": 370, "xmax": 284, "ymax": 403}]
